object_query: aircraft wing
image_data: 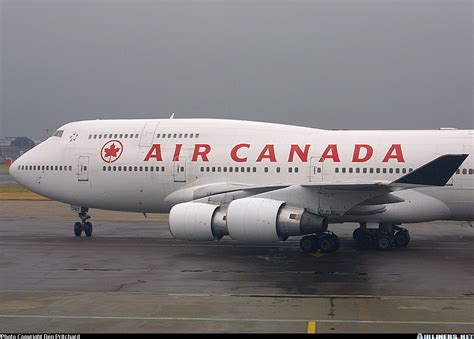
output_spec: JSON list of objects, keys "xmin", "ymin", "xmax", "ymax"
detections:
[{"xmin": 166, "ymin": 154, "xmax": 468, "ymax": 216}]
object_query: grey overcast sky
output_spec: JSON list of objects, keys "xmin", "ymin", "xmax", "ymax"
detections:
[{"xmin": 0, "ymin": 0, "xmax": 472, "ymax": 139}]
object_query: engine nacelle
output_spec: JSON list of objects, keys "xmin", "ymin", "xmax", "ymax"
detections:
[
  {"xmin": 227, "ymin": 198, "xmax": 328, "ymax": 242},
  {"xmin": 169, "ymin": 202, "xmax": 222, "ymax": 241}
]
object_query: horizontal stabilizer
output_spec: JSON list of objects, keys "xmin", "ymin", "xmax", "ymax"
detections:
[{"xmin": 393, "ymin": 154, "xmax": 468, "ymax": 186}]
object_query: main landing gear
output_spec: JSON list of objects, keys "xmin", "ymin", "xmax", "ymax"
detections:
[
  {"xmin": 300, "ymin": 232, "xmax": 340, "ymax": 253},
  {"xmin": 353, "ymin": 223, "xmax": 410, "ymax": 250},
  {"xmin": 74, "ymin": 207, "xmax": 93, "ymax": 237}
]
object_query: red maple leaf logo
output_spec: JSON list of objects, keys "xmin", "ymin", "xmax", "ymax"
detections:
[{"xmin": 104, "ymin": 143, "xmax": 120, "ymax": 158}]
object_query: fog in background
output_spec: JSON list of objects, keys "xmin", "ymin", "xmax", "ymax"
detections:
[{"xmin": 0, "ymin": 0, "xmax": 472, "ymax": 139}]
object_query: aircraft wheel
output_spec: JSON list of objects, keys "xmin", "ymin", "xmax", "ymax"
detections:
[
  {"xmin": 356, "ymin": 232, "xmax": 373, "ymax": 250},
  {"xmin": 84, "ymin": 222, "xmax": 93, "ymax": 237},
  {"xmin": 376, "ymin": 233, "xmax": 393, "ymax": 251},
  {"xmin": 353, "ymin": 228, "xmax": 363, "ymax": 241},
  {"xmin": 300, "ymin": 235, "xmax": 318, "ymax": 253},
  {"xmin": 320, "ymin": 234, "xmax": 340, "ymax": 253},
  {"xmin": 74, "ymin": 222, "xmax": 83, "ymax": 237},
  {"xmin": 394, "ymin": 229, "xmax": 410, "ymax": 248}
]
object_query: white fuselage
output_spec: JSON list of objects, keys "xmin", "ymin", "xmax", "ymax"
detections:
[{"xmin": 9, "ymin": 119, "xmax": 474, "ymax": 224}]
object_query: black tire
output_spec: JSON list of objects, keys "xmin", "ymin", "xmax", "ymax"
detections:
[
  {"xmin": 376, "ymin": 234, "xmax": 392, "ymax": 251},
  {"xmin": 356, "ymin": 232, "xmax": 373, "ymax": 250},
  {"xmin": 353, "ymin": 228, "xmax": 363, "ymax": 241},
  {"xmin": 300, "ymin": 236, "xmax": 318, "ymax": 253},
  {"xmin": 332, "ymin": 234, "xmax": 340, "ymax": 251},
  {"xmin": 319, "ymin": 235, "xmax": 333, "ymax": 252},
  {"xmin": 394, "ymin": 230, "xmax": 410, "ymax": 248},
  {"xmin": 83, "ymin": 222, "xmax": 93, "ymax": 237},
  {"xmin": 74, "ymin": 222, "xmax": 83, "ymax": 237}
]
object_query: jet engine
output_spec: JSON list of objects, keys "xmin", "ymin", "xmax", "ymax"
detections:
[{"xmin": 168, "ymin": 198, "xmax": 328, "ymax": 242}]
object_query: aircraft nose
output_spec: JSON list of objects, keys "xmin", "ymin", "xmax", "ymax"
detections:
[{"xmin": 9, "ymin": 159, "xmax": 19, "ymax": 182}]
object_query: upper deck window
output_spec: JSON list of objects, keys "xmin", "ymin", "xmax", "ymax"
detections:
[{"xmin": 53, "ymin": 130, "xmax": 64, "ymax": 137}]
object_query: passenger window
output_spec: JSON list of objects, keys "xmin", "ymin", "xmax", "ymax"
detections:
[
  {"xmin": 342, "ymin": 168, "xmax": 346, "ymax": 173},
  {"xmin": 235, "ymin": 167, "xmax": 239, "ymax": 172},
  {"xmin": 125, "ymin": 134, "xmax": 128, "ymax": 138},
  {"xmin": 161, "ymin": 166, "xmax": 165, "ymax": 172},
  {"xmin": 289, "ymin": 167, "xmax": 293, "ymax": 173},
  {"xmin": 124, "ymin": 166, "xmax": 128, "ymax": 172},
  {"xmin": 276, "ymin": 167, "xmax": 280, "ymax": 173},
  {"xmin": 349, "ymin": 168, "xmax": 353, "ymax": 173},
  {"xmin": 456, "ymin": 169, "xmax": 460, "ymax": 174},
  {"xmin": 98, "ymin": 135, "xmax": 102, "ymax": 139},
  {"xmin": 184, "ymin": 134, "xmax": 188, "ymax": 138},
  {"xmin": 114, "ymin": 134, "xmax": 118, "ymax": 138},
  {"xmin": 89, "ymin": 135, "xmax": 92, "ymax": 139},
  {"xmin": 247, "ymin": 167, "xmax": 251, "ymax": 172},
  {"xmin": 168, "ymin": 134, "xmax": 172, "ymax": 138},
  {"xmin": 356, "ymin": 168, "xmax": 360, "ymax": 173},
  {"xmin": 229, "ymin": 167, "xmax": 233, "ymax": 172},
  {"xmin": 201, "ymin": 167, "xmax": 204, "ymax": 172},
  {"xmin": 335, "ymin": 167, "xmax": 339, "ymax": 173},
  {"xmin": 469, "ymin": 169, "xmax": 473, "ymax": 175},
  {"xmin": 376, "ymin": 168, "xmax": 380, "ymax": 173},
  {"xmin": 179, "ymin": 134, "xmax": 182, "ymax": 138},
  {"xmin": 135, "ymin": 134, "xmax": 139, "ymax": 138},
  {"xmin": 389, "ymin": 168, "xmax": 393, "ymax": 174},
  {"xmin": 196, "ymin": 133, "xmax": 200, "ymax": 138},
  {"xmin": 217, "ymin": 167, "xmax": 221, "ymax": 172},
  {"xmin": 145, "ymin": 167, "xmax": 148, "ymax": 172},
  {"xmin": 295, "ymin": 167, "xmax": 298, "ymax": 173},
  {"xmin": 253, "ymin": 167, "xmax": 256, "ymax": 172},
  {"xmin": 109, "ymin": 134, "xmax": 113, "ymax": 138},
  {"xmin": 93, "ymin": 135, "xmax": 97, "ymax": 139},
  {"xmin": 206, "ymin": 167, "xmax": 210, "ymax": 172},
  {"xmin": 134, "ymin": 166, "xmax": 138, "ymax": 171},
  {"xmin": 363, "ymin": 168, "xmax": 367, "ymax": 173},
  {"xmin": 462, "ymin": 169, "xmax": 467, "ymax": 175},
  {"xmin": 173, "ymin": 134, "xmax": 177, "ymax": 138},
  {"xmin": 190, "ymin": 134, "xmax": 194, "ymax": 138},
  {"xmin": 264, "ymin": 167, "xmax": 268, "ymax": 173},
  {"xmin": 103, "ymin": 166, "xmax": 106, "ymax": 171}
]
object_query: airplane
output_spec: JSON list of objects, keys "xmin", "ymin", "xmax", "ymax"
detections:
[{"xmin": 8, "ymin": 118, "xmax": 473, "ymax": 253}]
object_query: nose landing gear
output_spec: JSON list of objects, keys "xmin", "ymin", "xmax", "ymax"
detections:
[{"xmin": 74, "ymin": 207, "xmax": 93, "ymax": 237}]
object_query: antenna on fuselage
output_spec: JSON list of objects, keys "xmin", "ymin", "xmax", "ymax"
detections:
[{"xmin": 169, "ymin": 113, "xmax": 175, "ymax": 119}]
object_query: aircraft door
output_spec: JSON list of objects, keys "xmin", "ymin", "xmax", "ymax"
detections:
[
  {"xmin": 173, "ymin": 157, "xmax": 186, "ymax": 182},
  {"xmin": 309, "ymin": 156, "xmax": 323, "ymax": 182},
  {"xmin": 140, "ymin": 122, "xmax": 159, "ymax": 147},
  {"xmin": 78, "ymin": 156, "xmax": 89, "ymax": 182}
]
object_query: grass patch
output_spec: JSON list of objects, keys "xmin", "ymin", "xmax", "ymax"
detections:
[
  {"xmin": 0, "ymin": 183, "xmax": 48, "ymax": 201},
  {"xmin": 0, "ymin": 164, "xmax": 9, "ymax": 173}
]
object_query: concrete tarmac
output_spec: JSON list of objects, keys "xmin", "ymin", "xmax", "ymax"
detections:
[{"xmin": 0, "ymin": 201, "xmax": 473, "ymax": 333}]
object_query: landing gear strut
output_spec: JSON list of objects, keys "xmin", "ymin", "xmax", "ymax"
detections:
[
  {"xmin": 74, "ymin": 207, "xmax": 93, "ymax": 237},
  {"xmin": 353, "ymin": 223, "xmax": 410, "ymax": 250},
  {"xmin": 300, "ymin": 231, "xmax": 340, "ymax": 253}
]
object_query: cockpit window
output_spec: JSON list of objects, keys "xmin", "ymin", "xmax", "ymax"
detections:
[{"xmin": 53, "ymin": 130, "xmax": 64, "ymax": 137}]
